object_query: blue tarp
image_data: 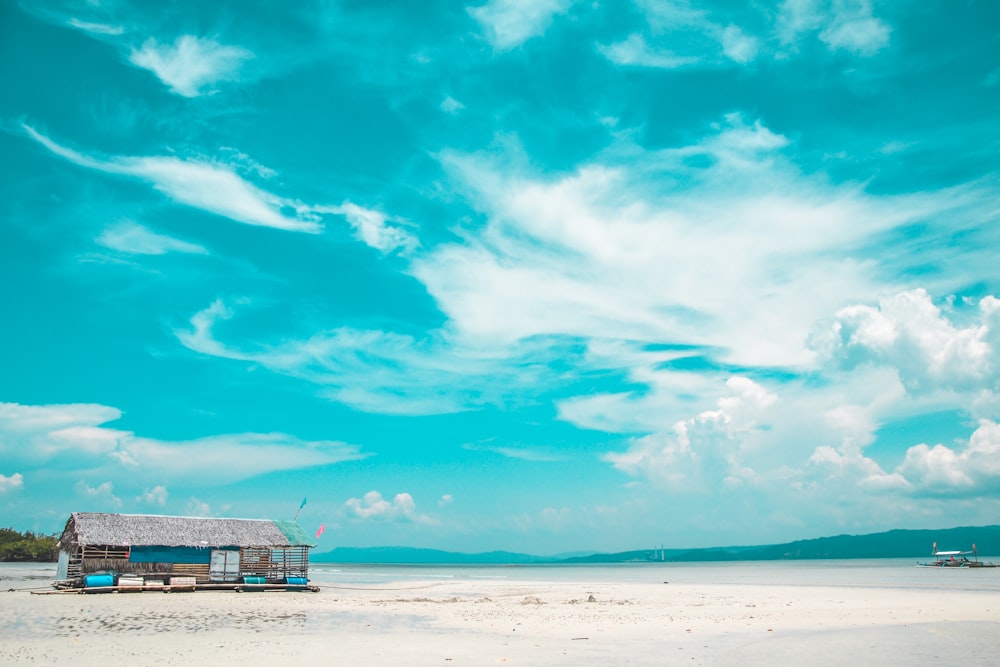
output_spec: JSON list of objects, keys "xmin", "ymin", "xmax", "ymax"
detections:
[{"xmin": 128, "ymin": 545, "xmax": 236, "ymax": 563}]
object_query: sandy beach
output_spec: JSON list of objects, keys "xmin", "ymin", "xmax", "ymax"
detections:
[{"xmin": 3, "ymin": 564, "xmax": 1000, "ymax": 666}]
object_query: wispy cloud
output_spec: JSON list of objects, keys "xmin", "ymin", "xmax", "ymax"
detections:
[
  {"xmin": 598, "ymin": 34, "xmax": 700, "ymax": 69},
  {"xmin": 463, "ymin": 442, "xmax": 563, "ymax": 462},
  {"xmin": 819, "ymin": 0, "xmax": 890, "ymax": 56},
  {"xmin": 778, "ymin": 0, "xmax": 890, "ymax": 56},
  {"xmin": 0, "ymin": 401, "xmax": 368, "ymax": 487},
  {"xmin": 96, "ymin": 221, "xmax": 208, "ymax": 255},
  {"xmin": 469, "ymin": 0, "xmax": 574, "ymax": 51},
  {"xmin": 441, "ymin": 95, "xmax": 465, "ymax": 114},
  {"xmin": 419, "ymin": 114, "xmax": 916, "ymax": 367},
  {"xmin": 174, "ymin": 298, "xmax": 564, "ymax": 416},
  {"xmin": 129, "ymin": 35, "xmax": 253, "ymax": 97},
  {"xmin": 626, "ymin": 1, "xmax": 760, "ymax": 66},
  {"xmin": 313, "ymin": 202, "xmax": 418, "ymax": 255},
  {"xmin": 22, "ymin": 124, "xmax": 322, "ymax": 233},
  {"xmin": 67, "ymin": 19, "xmax": 124, "ymax": 36}
]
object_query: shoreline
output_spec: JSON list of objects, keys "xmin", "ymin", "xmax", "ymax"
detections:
[{"xmin": 3, "ymin": 568, "xmax": 1000, "ymax": 665}]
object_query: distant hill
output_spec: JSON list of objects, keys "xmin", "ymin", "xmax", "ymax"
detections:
[
  {"xmin": 312, "ymin": 525, "xmax": 1000, "ymax": 564},
  {"xmin": 565, "ymin": 526, "xmax": 1000, "ymax": 563},
  {"xmin": 313, "ymin": 546, "xmax": 550, "ymax": 564}
]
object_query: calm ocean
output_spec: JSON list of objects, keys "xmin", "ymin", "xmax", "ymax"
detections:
[
  {"xmin": 5, "ymin": 559, "xmax": 1000, "ymax": 593},
  {"xmin": 308, "ymin": 558, "xmax": 1000, "ymax": 592}
]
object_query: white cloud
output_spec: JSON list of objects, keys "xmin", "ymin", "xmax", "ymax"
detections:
[
  {"xmin": 344, "ymin": 490, "xmax": 436, "ymax": 524},
  {"xmin": 441, "ymin": 96, "xmax": 465, "ymax": 114},
  {"xmin": 0, "ymin": 401, "xmax": 367, "ymax": 486},
  {"xmin": 819, "ymin": 1, "xmax": 890, "ymax": 56},
  {"xmin": 75, "ymin": 480, "xmax": 122, "ymax": 507},
  {"xmin": 719, "ymin": 25, "xmax": 759, "ymax": 63},
  {"xmin": 776, "ymin": 0, "xmax": 826, "ymax": 44},
  {"xmin": 634, "ymin": 0, "xmax": 709, "ymax": 30},
  {"xmin": 129, "ymin": 35, "xmax": 253, "ymax": 97},
  {"xmin": 416, "ymin": 114, "xmax": 928, "ymax": 369},
  {"xmin": 67, "ymin": 19, "xmax": 125, "ymax": 36},
  {"xmin": 186, "ymin": 498, "xmax": 213, "ymax": 517},
  {"xmin": 97, "ymin": 221, "xmax": 208, "ymax": 255},
  {"xmin": 463, "ymin": 442, "xmax": 562, "ymax": 462},
  {"xmin": 175, "ymin": 298, "xmax": 561, "ymax": 416},
  {"xmin": 22, "ymin": 125, "xmax": 321, "ymax": 233},
  {"xmin": 316, "ymin": 202, "xmax": 418, "ymax": 255},
  {"xmin": 597, "ymin": 34, "xmax": 700, "ymax": 69},
  {"xmin": 627, "ymin": 2, "xmax": 760, "ymax": 67},
  {"xmin": 604, "ymin": 377, "xmax": 777, "ymax": 486},
  {"xmin": 0, "ymin": 473, "xmax": 24, "ymax": 493},
  {"xmin": 778, "ymin": 0, "xmax": 890, "ymax": 56},
  {"xmin": 896, "ymin": 421, "xmax": 1000, "ymax": 496},
  {"xmin": 469, "ymin": 0, "xmax": 573, "ymax": 51},
  {"xmin": 138, "ymin": 485, "xmax": 169, "ymax": 506},
  {"xmin": 810, "ymin": 289, "xmax": 1000, "ymax": 394}
]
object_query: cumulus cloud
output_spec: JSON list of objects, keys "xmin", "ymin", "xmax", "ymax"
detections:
[
  {"xmin": 344, "ymin": 491, "xmax": 435, "ymax": 524},
  {"xmin": 75, "ymin": 480, "xmax": 122, "ymax": 507},
  {"xmin": 802, "ymin": 417, "xmax": 1000, "ymax": 500},
  {"xmin": 810, "ymin": 289, "xmax": 1000, "ymax": 394},
  {"xmin": 0, "ymin": 473, "xmax": 24, "ymax": 493},
  {"xmin": 22, "ymin": 124, "xmax": 321, "ymax": 233},
  {"xmin": 97, "ymin": 221, "xmax": 208, "ymax": 255},
  {"xmin": 129, "ymin": 35, "xmax": 253, "ymax": 97},
  {"xmin": 469, "ymin": 0, "xmax": 574, "ymax": 51},
  {"xmin": 138, "ymin": 485, "xmax": 169, "ymax": 506},
  {"xmin": 604, "ymin": 377, "xmax": 777, "ymax": 487},
  {"xmin": 896, "ymin": 421, "xmax": 1000, "ymax": 496}
]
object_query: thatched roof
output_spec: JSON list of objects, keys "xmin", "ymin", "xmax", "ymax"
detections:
[{"xmin": 61, "ymin": 513, "xmax": 315, "ymax": 549}]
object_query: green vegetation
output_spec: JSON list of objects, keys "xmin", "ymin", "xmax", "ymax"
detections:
[{"xmin": 0, "ymin": 528, "xmax": 59, "ymax": 562}]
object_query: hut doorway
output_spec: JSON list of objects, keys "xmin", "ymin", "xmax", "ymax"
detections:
[{"xmin": 209, "ymin": 549, "xmax": 240, "ymax": 582}]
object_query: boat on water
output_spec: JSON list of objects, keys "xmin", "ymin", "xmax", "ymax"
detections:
[{"xmin": 918, "ymin": 543, "xmax": 997, "ymax": 568}]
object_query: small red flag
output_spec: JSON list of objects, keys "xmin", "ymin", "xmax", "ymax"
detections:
[{"xmin": 315, "ymin": 523, "xmax": 325, "ymax": 539}]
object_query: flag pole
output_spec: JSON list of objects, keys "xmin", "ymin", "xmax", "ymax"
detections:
[{"xmin": 293, "ymin": 497, "xmax": 307, "ymax": 521}]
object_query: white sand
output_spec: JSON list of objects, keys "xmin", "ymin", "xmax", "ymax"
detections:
[{"xmin": 2, "ymin": 578, "xmax": 999, "ymax": 665}]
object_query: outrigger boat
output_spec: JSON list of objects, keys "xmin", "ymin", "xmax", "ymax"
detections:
[{"xmin": 918, "ymin": 542, "xmax": 997, "ymax": 568}]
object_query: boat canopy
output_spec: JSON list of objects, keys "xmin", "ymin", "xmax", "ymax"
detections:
[{"xmin": 933, "ymin": 551, "xmax": 965, "ymax": 556}]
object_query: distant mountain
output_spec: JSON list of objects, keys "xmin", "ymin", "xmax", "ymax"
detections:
[
  {"xmin": 312, "ymin": 525, "xmax": 1000, "ymax": 564},
  {"xmin": 312, "ymin": 546, "xmax": 550, "ymax": 564}
]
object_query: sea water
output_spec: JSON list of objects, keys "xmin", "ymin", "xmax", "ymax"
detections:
[
  {"xmin": 308, "ymin": 558, "xmax": 1000, "ymax": 593},
  {"xmin": 5, "ymin": 559, "xmax": 1000, "ymax": 593}
]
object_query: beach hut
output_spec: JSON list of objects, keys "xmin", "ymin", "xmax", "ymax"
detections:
[{"xmin": 56, "ymin": 512, "xmax": 315, "ymax": 588}]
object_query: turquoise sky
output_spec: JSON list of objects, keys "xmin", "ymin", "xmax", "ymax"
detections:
[{"xmin": 2, "ymin": 0, "xmax": 999, "ymax": 554}]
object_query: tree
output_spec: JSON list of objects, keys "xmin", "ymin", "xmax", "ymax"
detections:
[{"xmin": 0, "ymin": 528, "xmax": 59, "ymax": 562}]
